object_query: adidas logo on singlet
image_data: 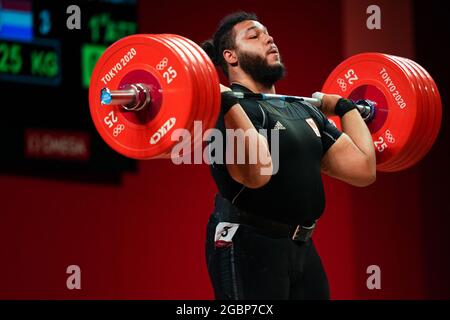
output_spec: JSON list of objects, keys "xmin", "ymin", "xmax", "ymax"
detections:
[{"xmin": 273, "ymin": 121, "xmax": 286, "ymax": 130}]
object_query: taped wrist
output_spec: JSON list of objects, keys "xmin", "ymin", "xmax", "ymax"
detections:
[
  {"xmin": 335, "ymin": 98, "xmax": 357, "ymax": 117},
  {"xmin": 221, "ymin": 91, "xmax": 239, "ymax": 115}
]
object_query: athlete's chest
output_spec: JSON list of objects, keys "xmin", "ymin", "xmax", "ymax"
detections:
[{"xmin": 260, "ymin": 101, "xmax": 323, "ymax": 158}]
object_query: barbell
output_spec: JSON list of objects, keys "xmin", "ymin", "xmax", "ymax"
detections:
[{"xmin": 88, "ymin": 34, "xmax": 442, "ymax": 172}]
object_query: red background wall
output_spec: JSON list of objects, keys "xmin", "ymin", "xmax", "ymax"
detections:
[{"xmin": 0, "ymin": 0, "xmax": 448, "ymax": 299}]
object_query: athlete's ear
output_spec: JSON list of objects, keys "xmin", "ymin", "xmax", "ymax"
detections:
[{"xmin": 223, "ymin": 49, "xmax": 238, "ymax": 66}]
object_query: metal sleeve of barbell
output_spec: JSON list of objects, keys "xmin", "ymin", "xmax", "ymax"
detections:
[
  {"xmin": 230, "ymin": 91, "xmax": 370, "ymax": 118},
  {"xmin": 100, "ymin": 84, "xmax": 152, "ymax": 112},
  {"xmin": 101, "ymin": 88, "xmax": 137, "ymax": 106}
]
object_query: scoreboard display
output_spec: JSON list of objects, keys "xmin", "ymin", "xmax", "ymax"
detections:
[{"xmin": 0, "ymin": 0, "xmax": 138, "ymax": 182}]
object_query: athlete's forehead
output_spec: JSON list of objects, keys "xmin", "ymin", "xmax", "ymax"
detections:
[{"xmin": 234, "ymin": 20, "xmax": 268, "ymax": 37}]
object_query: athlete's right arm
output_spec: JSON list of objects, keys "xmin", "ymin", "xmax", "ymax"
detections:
[{"xmin": 220, "ymin": 84, "xmax": 273, "ymax": 189}]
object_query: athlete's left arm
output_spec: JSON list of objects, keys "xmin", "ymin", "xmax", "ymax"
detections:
[{"xmin": 321, "ymin": 109, "xmax": 376, "ymax": 187}]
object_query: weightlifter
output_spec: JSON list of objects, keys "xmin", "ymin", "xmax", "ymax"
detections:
[{"xmin": 202, "ymin": 12, "xmax": 376, "ymax": 299}]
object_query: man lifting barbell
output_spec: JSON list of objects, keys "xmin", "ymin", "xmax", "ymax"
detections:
[
  {"xmin": 88, "ymin": 8, "xmax": 441, "ymax": 301},
  {"xmin": 202, "ymin": 12, "xmax": 375, "ymax": 300}
]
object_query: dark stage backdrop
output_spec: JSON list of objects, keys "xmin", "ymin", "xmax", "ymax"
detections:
[{"xmin": 0, "ymin": 0, "xmax": 448, "ymax": 299}]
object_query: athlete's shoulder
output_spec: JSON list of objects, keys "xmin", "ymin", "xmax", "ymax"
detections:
[
  {"xmin": 234, "ymin": 98, "xmax": 267, "ymax": 129},
  {"xmin": 300, "ymin": 101, "xmax": 324, "ymax": 118}
]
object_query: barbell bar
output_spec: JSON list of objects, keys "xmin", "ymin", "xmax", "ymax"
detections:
[{"xmin": 88, "ymin": 34, "xmax": 442, "ymax": 172}]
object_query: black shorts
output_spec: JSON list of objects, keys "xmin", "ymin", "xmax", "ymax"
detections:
[{"xmin": 205, "ymin": 197, "xmax": 330, "ymax": 300}]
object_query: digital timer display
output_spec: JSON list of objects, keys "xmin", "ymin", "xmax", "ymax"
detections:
[{"xmin": 0, "ymin": 0, "xmax": 139, "ymax": 182}]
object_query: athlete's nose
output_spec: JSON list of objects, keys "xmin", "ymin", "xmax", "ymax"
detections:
[{"xmin": 265, "ymin": 34, "xmax": 274, "ymax": 45}]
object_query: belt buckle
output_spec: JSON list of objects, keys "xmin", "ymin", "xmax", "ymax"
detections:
[{"xmin": 291, "ymin": 223, "xmax": 316, "ymax": 242}]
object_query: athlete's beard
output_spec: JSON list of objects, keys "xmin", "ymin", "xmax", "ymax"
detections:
[{"xmin": 237, "ymin": 50, "xmax": 286, "ymax": 88}]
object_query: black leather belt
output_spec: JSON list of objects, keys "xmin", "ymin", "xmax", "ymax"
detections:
[{"xmin": 214, "ymin": 194, "xmax": 317, "ymax": 242}]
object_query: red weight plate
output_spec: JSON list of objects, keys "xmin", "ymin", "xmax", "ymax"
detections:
[
  {"xmin": 393, "ymin": 56, "xmax": 434, "ymax": 171},
  {"xmin": 125, "ymin": 34, "xmax": 199, "ymax": 160},
  {"xmin": 171, "ymin": 35, "xmax": 222, "ymax": 167},
  {"xmin": 175, "ymin": 35, "xmax": 218, "ymax": 161},
  {"xmin": 383, "ymin": 55, "xmax": 428, "ymax": 172},
  {"xmin": 374, "ymin": 55, "xmax": 421, "ymax": 172},
  {"xmin": 321, "ymin": 53, "xmax": 420, "ymax": 171},
  {"xmin": 174, "ymin": 37, "xmax": 216, "ymax": 163},
  {"xmin": 164, "ymin": 35, "xmax": 211, "ymax": 153},
  {"xmin": 397, "ymin": 58, "xmax": 438, "ymax": 170},
  {"xmin": 89, "ymin": 34, "xmax": 197, "ymax": 159},
  {"xmin": 395, "ymin": 57, "xmax": 431, "ymax": 170},
  {"xmin": 161, "ymin": 34, "xmax": 205, "ymax": 160},
  {"xmin": 404, "ymin": 58, "xmax": 442, "ymax": 162},
  {"xmin": 158, "ymin": 35, "xmax": 205, "ymax": 159},
  {"xmin": 415, "ymin": 63, "xmax": 442, "ymax": 159},
  {"xmin": 170, "ymin": 35, "xmax": 220, "ymax": 152},
  {"xmin": 178, "ymin": 36, "xmax": 221, "ymax": 135}
]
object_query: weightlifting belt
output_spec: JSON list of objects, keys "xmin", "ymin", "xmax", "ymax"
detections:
[{"xmin": 214, "ymin": 194, "xmax": 316, "ymax": 242}]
